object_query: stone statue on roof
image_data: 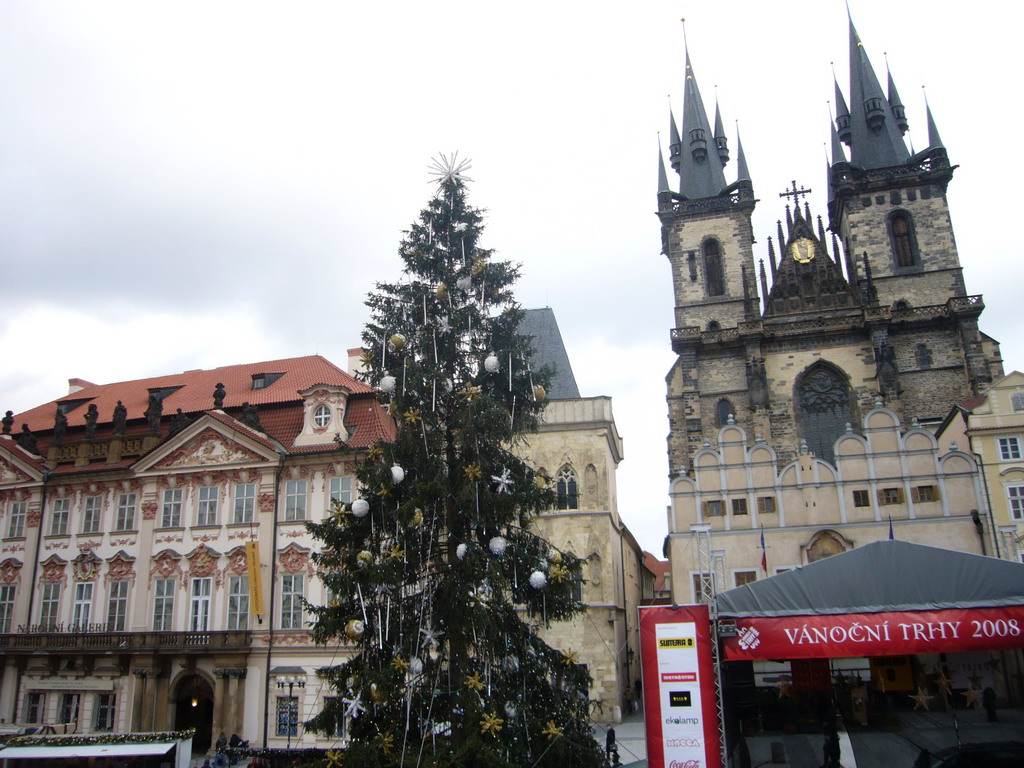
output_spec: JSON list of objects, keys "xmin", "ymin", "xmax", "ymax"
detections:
[
  {"xmin": 2, "ymin": 411, "xmax": 13, "ymax": 435},
  {"xmin": 84, "ymin": 403, "xmax": 99, "ymax": 440},
  {"xmin": 145, "ymin": 392, "xmax": 163, "ymax": 433},
  {"xmin": 240, "ymin": 402, "xmax": 262, "ymax": 432},
  {"xmin": 169, "ymin": 408, "xmax": 192, "ymax": 437},
  {"xmin": 17, "ymin": 424, "xmax": 37, "ymax": 455},
  {"xmin": 53, "ymin": 408, "xmax": 68, "ymax": 445},
  {"xmin": 213, "ymin": 383, "xmax": 226, "ymax": 409},
  {"xmin": 112, "ymin": 401, "xmax": 127, "ymax": 436}
]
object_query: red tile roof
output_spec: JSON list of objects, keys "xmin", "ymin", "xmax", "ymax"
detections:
[
  {"xmin": 14, "ymin": 355, "xmax": 372, "ymax": 432},
  {"xmin": 643, "ymin": 551, "xmax": 670, "ymax": 593}
]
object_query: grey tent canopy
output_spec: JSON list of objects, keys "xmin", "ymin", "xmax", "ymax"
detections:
[{"xmin": 716, "ymin": 540, "xmax": 1024, "ymax": 618}]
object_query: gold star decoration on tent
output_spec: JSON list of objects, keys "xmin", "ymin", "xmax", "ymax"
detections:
[
  {"xmin": 775, "ymin": 676, "xmax": 794, "ymax": 699},
  {"xmin": 936, "ymin": 672, "xmax": 953, "ymax": 696},
  {"xmin": 910, "ymin": 688, "xmax": 934, "ymax": 711},
  {"xmin": 962, "ymin": 688, "xmax": 982, "ymax": 707}
]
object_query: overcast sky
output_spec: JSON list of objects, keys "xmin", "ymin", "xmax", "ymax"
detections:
[{"xmin": 2, "ymin": 1, "xmax": 1019, "ymax": 556}]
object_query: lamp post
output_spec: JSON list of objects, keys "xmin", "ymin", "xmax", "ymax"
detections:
[{"xmin": 276, "ymin": 674, "xmax": 305, "ymax": 748}]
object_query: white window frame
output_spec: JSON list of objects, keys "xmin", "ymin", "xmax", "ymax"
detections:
[
  {"xmin": 733, "ymin": 570, "xmax": 757, "ymax": 588},
  {"xmin": 7, "ymin": 501, "xmax": 26, "ymax": 538},
  {"xmin": 190, "ymin": 577, "xmax": 212, "ymax": 632},
  {"xmin": 161, "ymin": 488, "xmax": 183, "ymax": 528},
  {"xmin": 284, "ymin": 480, "xmax": 307, "ymax": 521},
  {"xmin": 82, "ymin": 495, "xmax": 103, "ymax": 534},
  {"xmin": 233, "ymin": 483, "xmax": 256, "ymax": 524},
  {"xmin": 276, "ymin": 696, "xmax": 298, "ymax": 736},
  {"xmin": 196, "ymin": 486, "xmax": 219, "ymax": 526},
  {"xmin": 106, "ymin": 580, "xmax": 129, "ymax": 632},
  {"xmin": 0, "ymin": 584, "xmax": 15, "ymax": 633},
  {"xmin": 227, "ymin": 575, "xmax": 249, "ymax": 630},
  {"xmin": 25, "ymin": 692, "xmax": 44, "ymax": 724},
  {"xmin": 115, "ymin": 493, "xmax": 136, "ymax": 531},
  {"xmin": 94, "ymin": 693, "xmax": 116, "ymax": 731},
  {"xmin": 999, "ymin": 436, "xmax": 1022, "ymax": 461},
  {"xmin": 50, "ymin": 498, "xmax": 70, "ymax": 536},
  {"xmin": 153, "ymin": 578, "xmax": 175, "ymax": 631},
  {"xmin": 72, "ymin": 583, "xmax": 93, "ymax": 631},
  {"xmin": 57, "ymin": 693, "xmax": 79, "ymax": 725},
  {"xmin": 1008, "ymin": 485, "xmax": 1024, "ymax": 522},
  {"xmin": 313, "ymin": 404, "xmax": 331, "ymax": 428},
  {"xmin": 329, "ymin": 476, "xmax": 352, "ymax": 506},
  {"xmin": 39, "ymin": 583, "xmax": 60, "ymax": 631},
  {"xmin": 280, "ymin": 574, "xmax": 304, "ymax": 629}
]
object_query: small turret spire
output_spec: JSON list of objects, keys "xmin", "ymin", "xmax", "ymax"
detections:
[
  {"xmin": 777, "ymin": 220, "xmax": 786, "ymax": 251},
  {"xmin": 833, "ymin": 65, "xmax": 852, "ymax": 146},
  {"xmin": 817, "ymin": 215, "xmax": 827, "ymax": 245},
  {"xmin": 925, "ymin": 94, "xmax": 945, "ymax": 151},
  {"xmin": 735, "ymin": 124, "xmax": 750, "ymax": 183},
  {"xmin": 713, "ymin": 94, "xmax": 729, "ymax": 166},
  {"xmin": 668, "ymin": 103, "xmax": 682, "ymax": 172},
  {"xmin": 759, "ymin": 258, "xmax": 770, "ymax": 305},
  {"xmin": 886, "ymin": 57, "xmax": 909, "ymax": 135},
  {"xmin": 657, "ymin": 138, "xmax": 671, "ymax": 196},
  {"xmin": 767, "ymin": 236, "xmax": 777, "ymax": 278}
]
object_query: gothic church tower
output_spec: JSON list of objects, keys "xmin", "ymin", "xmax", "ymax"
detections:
[{"xmin": 659, "ymin": 15, "xmax": 1003, "ymax": 475}]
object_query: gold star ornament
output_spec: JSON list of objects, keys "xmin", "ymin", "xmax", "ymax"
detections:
[
  {"xmin": 464, "ymin": 462, "xmax": 482, "ymax": 481},
  {"xmin": 403, "ymin": 407, "xmax": 422, "ymax": 424},
  {"xmin": 386, "ymin": 544, "xmax": 405, "ymax": 561},
  {"xmin": 367, "ymin": 443, "xmax": 384, "ymax": 462},
  {"xmin": 326, "ymin": 749, "xmax": 344, "ymax": 768},
  {"xmin": 549, "ymin": 564, "xmax": 569, "ymax": 583},
  {"xmin": 541, "ymin": 720, "xmax": 563, "ymax": 741},
  {"xmin": 910, "ymin": 687, "xmax": 933, "ymax": 711},
  {"xmin": 391, "ymin": 655, "xmax": 410, "ymax": 673},
  {"xmin": 376, "ymin": 731, "xmax": 394, "ymax": 755},
  {"xmin": 458, "ymin": 383, "xmax": 482, "ymax": 402},
  {"xmin": 465, "ymin": 672, "xmax": 485, "ymax": 692},
  {"xmin": 480, "ymin": 712, "xmax": 504, "ymax": 736},
  {"xmin": 562, "ymin": 649, "xmax": 579, "ymax": 666}
]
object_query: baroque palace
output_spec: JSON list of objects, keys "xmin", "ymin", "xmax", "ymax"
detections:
[
  {"xmin": 0, "ymin": 311, "xmax": 648, "ymax": 752},
  {"xmin": 658, "ymin": 13, "xmax": 1006, "ymax": 600}
]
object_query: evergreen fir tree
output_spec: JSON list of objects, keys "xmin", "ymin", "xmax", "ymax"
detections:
[{"xmin": 307, "ymin": 155, "xmax": 603, "ymax": 767}]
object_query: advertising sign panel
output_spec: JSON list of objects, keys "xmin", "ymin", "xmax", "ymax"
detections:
[
  {"xmin": 722, "ymin": 606, "xmax": 1024, "ymax": 661},
  {"xmin": 639, "ymin": 604, "xmax": 721, "ymax": 768}
]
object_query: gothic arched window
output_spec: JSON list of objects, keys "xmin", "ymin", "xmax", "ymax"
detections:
[
  {"xmin": 889, "ymin": 211, "xmax": 918, "ymax": 268},
  {"xmin": 703, "ymin": 239, "xmax": 724, "ymax": 296},
  {"xmin": 556, "ymin": 466, "xmax": 578, "ymax": 510},
  {"xmin": 915, "ymin": 344, "xmax": 933, "ymax": 369},
  {"xmin": 795, "ymin": 364, "xmax": 854, "ymax": 465},
  {"xmin": 716, "ymin": 398, "xmax": 733, "ymax": 427}
]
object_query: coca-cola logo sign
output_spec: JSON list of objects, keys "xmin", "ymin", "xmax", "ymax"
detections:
[{"xmin": 669, "ymin": 760, "xmax": 701, "ymax": 768}]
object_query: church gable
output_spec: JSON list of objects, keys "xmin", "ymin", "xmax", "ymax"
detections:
[{"xmin": 137, "ymin": 419, "xmax": 277, "ymax": 474}]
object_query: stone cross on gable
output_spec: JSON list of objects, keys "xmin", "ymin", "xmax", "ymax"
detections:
[{"xmin": 779, "ymin": 180, "xmax": 812, "ymax": 206}]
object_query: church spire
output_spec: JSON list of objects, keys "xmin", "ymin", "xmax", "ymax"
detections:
[
  {"xmin": 845, "ymin": 12, "xmax": 909, "ymax": 168},
  {"xmin": 834, "ymin": 73, "xmax": 852, "ymax": 146},
  {"xmin": 658, "ymin": 139, "xmax": 671, "ymax": 196},
  {"xmin": 887, "ymin": 63, "xmax": 909, "ymax": 136},
  {"xmin": 668, "ymin": 106, "xmax": 682, "ymax": 173},
  {"xmin": 735, "ymin": 126, "xmax": 751, "ymax": 183},
  {"xmin": 676, "ymin": 48, "xmax": 729, "ymax": 199},
  {"xmin": 926, "ymin": 99, "xmax": 945, "ymax": 152},
  {"xmin": 713, "ymin": 98, "xmax": 729, "ymax": 166}
]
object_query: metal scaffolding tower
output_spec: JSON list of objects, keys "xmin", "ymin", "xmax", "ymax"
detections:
[{"xmin": 691, "ymin": 524, "xmax": 728, "ymax": 767}]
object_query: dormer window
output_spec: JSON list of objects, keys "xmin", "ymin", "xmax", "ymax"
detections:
[
  {"xmin": 252, "ymin": 373, "xmax": 284, "ymax": 390},
  {"xmin": 313, "ymin": 405, "xmax": 331, "ymax": 428}
]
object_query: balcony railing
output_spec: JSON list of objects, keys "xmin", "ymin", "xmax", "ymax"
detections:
[{"xmin": 0, "ymin": 627, "xmax": 251, "ymax": 652}]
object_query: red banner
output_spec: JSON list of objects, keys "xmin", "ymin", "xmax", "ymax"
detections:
[
  {"xmin": 639, "ymin": 605, "xmax": 721, "ymax": 768},
  {"xmin": 722, "ymin": 606, "xmax": 1024, "ymax": 661}
]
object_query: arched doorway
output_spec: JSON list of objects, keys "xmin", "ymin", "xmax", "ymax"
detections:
[{"xmin": 174, "ymin": 674, "xmax": 214, "ymax": 754}]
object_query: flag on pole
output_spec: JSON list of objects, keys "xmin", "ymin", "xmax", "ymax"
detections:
[
  {"xmin": 888, "ymin": 516, "xmax": 894, "ymax": 540},
  {"xmin": 760, "ymin": 527, "xmax": 768, "ymax": 574}
]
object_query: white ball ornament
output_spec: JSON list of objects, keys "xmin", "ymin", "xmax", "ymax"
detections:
[
  {"xmin": 352, "ymin": 498, "xmax": 370, "ymax": 518},
  {"xmin": 390, "ymin": 464, "xmax": 405, "ymax": 484},
  {"xmin": 409, "ymin": 657, "xmax": 424, "ymax": 676},
  {"xmin": 378, "ymin": 374, "xmax": 396, "ymax": 394},
  {"xmin": 456, "ymin": 276, "xmax": 472, "ymax": 292},
  {"xmin": 484, "ymin": 353, "xmax": 500, "ymax": 373},
  {"xmin": 488, "ymin": 536, "xmax": 507, "ymax": 556},
  {"xmin": 456, "ymin": 543, "xmax": 468, "ymax": 561},
  {"xmin": 529, "ymin": 570, "xmax": 548, "ymax": 589}
]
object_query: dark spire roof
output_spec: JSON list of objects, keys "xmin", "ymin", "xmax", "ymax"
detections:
[
  {"xmin": 844, "ymin": 13, "xmax": 910, "ymax": 169},
  {"xmin": 834, "ymin": 74, "xmax": 851, "ymax": 146},
  {"xmin": 735, "ymin": 127, "xmax": 750, "ymax": 183},
  {"xmin": 677, "ymin": 49, "xmax": 729, "ymax": 199},
  {"xmin": 518, "ymin": 308, "xmax": 581, "ymax": 400},
  {"xmin": 668, "ymin": 106, "xmax": 682, "ymax": 173},
  {"xmin": 926, "ymin": 100, "xmax": 945, "ymax": 151},
  {"xmin": 657, "ymin": 140, "xmax": 671, "ymax": 195},
  {"xmin": 713, "ymin": 98, "xmax": 729, "ymax": 166},
  {"xmin": 887, "ymin": 65, "xmax": 909, "ymax": 135}
]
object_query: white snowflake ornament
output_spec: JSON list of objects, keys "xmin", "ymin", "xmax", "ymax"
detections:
[{"xmin": 491, "ymin": 467, "xmax": 513, "ymax": 494}]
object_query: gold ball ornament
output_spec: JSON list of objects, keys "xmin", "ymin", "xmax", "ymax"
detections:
[
  {"xmin": 388, "ymin": 333, "xmax": 406, "ymax": 351},
  {"xmin": 436, "ymin": 282, "xmax": 447, "ymax": 299},
  {"xmin": 345, "ymin": 619, "xmax": 366, "ymax": 639},
  {"xmin": 533, "ymin": 384, "xmax": 546, "ymax": 401},
  {"xmin": 411, "ymin": 508, "xmax": 423, "ymax": 526},
  {"xmin": 356, "ymin": 550, "xmax": 374, "ymax": 567},
  {"xmin": 548, "ymin": 549, "xmax": 563, "ymax": 564}
]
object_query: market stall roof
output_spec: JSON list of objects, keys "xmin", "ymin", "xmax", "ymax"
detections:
[
  {"xmin": 0, "ymin": 741, "xmax": 174, "ymax": 758},
  {"xmin": 717, "ymin": 540, "xmax": 1024, "ymax": 618}
]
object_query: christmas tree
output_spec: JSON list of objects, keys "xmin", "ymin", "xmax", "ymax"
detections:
[{"xmin": 306, "ymin": 155, "xmax": 603, "ymax": 767}]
